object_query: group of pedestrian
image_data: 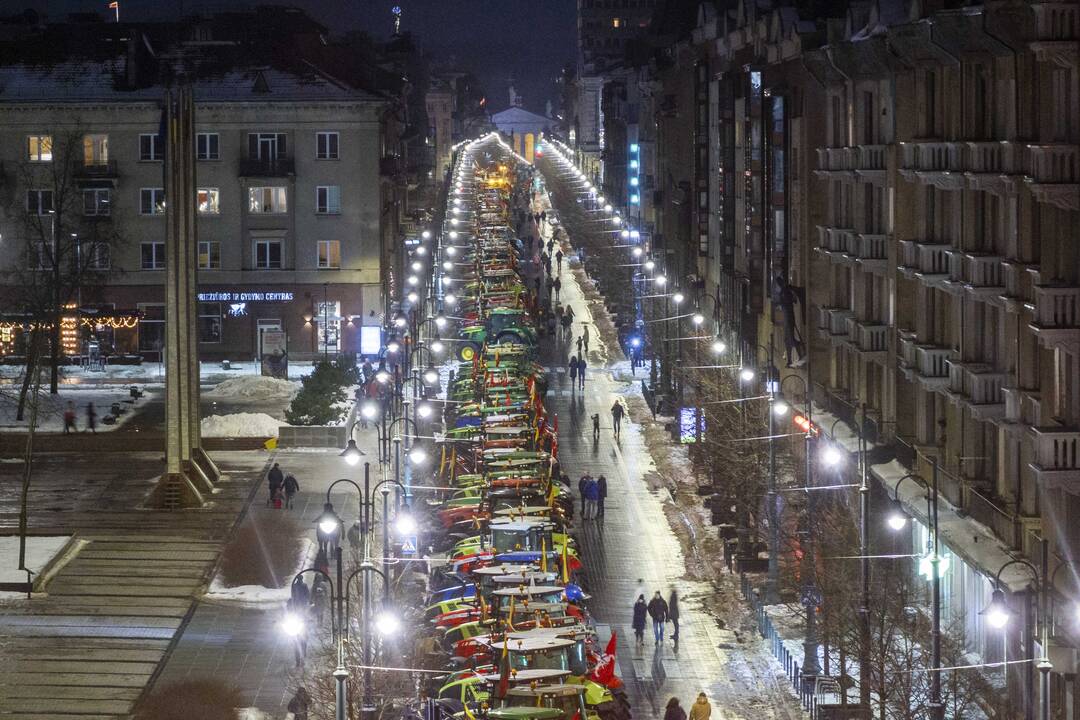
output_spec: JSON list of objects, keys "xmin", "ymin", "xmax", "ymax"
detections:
[
  {"xmin": 568, "ymin": 354, "xmax": 587, "ymax": 391},
  {"xmin": 62, "ymin": 401, "xmax": 97, "ymax": 434},
  {"xmin": 575, "ymin": 326, "xmax": 591, "ymax": 356},
  {"xmin": 664, "ymin": 694, "xmax": 711, "ymax": 720},
  {"xmin": 631, "ymin": 589, "xmax": 680, "ymax": 646},
  {"xmin": 577, "ymin": 473, "xmax": 607, "ymax": 519},
  {"xmin": 266, "ymin": 462, "xmax": 300, "ymax": 509}
]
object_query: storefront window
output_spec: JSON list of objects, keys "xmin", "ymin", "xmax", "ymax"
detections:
[
  {"xmin": 198, "ymin": 302, "xmax": 222, "ymax": 343},
  {"xmin": 138, "ymin": 304, "xmax": 165, "ymax": 354},
  {"xmin": 315, "ymin": 300, "xmax": 340, "ymax": 353}
]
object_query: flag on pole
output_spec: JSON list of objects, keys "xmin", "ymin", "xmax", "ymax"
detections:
[
  {"xmin": 561, "ymin": 535, "xmax": 570, "ymax": 583},
  {"xmin": 540, "ymin": 538, "xmax": 548, "ymax": 573}
]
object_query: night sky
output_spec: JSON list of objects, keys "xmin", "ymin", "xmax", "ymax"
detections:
[{"xmin": 20, "ymin": 0, "xmax": 578, "ymax": 114}]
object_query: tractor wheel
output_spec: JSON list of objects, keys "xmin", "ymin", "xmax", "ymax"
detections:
[{"xmin": 457, "ymin": 341, "xmax": 481, "ymax": 362}]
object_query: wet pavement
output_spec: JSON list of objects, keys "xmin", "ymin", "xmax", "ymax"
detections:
[{"xmin": 532, "ymin": 190, "xmax": 806, "ymax": 719}]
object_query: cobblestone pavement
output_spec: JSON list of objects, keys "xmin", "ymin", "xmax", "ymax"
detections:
[
  {"xmin": 532, "ymin": 192, "xmax": 807, "ymax": 720},
  {"xmin": 0, "ymin": 451, "xmax": 270, "ymax": 719}
]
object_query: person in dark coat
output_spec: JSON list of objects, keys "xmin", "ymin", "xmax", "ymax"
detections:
[
  {"xmin": 663, "ymin": 697, "xmax": 686, "ymax": 720},
  {"xmin": 577, "ymin": 354, "xmax": 587, "ymax": 390},
  {"xmin": 85, "ymin": 403, "xmax": 97, "ymax": 433},
  {"xmin": 555, "ymin": 249, "xmax": 564, "ymax": 273},
  {"xmin": 611, "ymin": 400, "xmax": 625, "ymax": 439},
  {"xmin": 267, "ymin": 463, "xmax": 284, "ymax": 506},
  {"xmin": 648, "ymin": 591, "xmax": 668, "ymax": 644},
  {"xmin": 553, "ymin": 276, "xmax": 562, "ymax": 303},
  {"xmin": 288, "ymin": 687, "xmax": 311, "ymax": 720},
  {"xmin": 632, "ymin": 594, "xmax": 648, "ymax": 646},
  {"xmin": 668, "ymin": 589, "xmax": 681, "ymax": 642},
  {"xmin": 569, "ymin": 356, "xmax": 578, "ymax": 393},
  {"xmin": 283, "ymin": 473, "xmax": 300, "ymax": 509},
  {"xmin": 578, "ymin": 474, "xmax": 589, "ymax": 516},
  {"xmin": 583, "ymin": 476, "xmax": 600, "ymax": 519},
  {"xmin": 596, "ymin": 475, "xmax": 608, "ymax": 517}
]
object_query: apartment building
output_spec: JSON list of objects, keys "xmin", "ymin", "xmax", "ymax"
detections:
[
  {"xmin": 616, "ymin": 0, "xmax": 1080, "ymax": 714},
  {"xmin": 0, "ymin": 33, "xmax": 388, "ymax": 361}
]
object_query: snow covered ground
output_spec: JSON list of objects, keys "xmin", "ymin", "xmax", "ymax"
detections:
[
  {"xmin": 204, "ymin": 376, "xmax": 299, "ymax": 401},
  {"xmin": 0, "ymin": 385, "xmax": 151, "ymax": 433},
  {"xmin": 0, "ymin": 360, "xmax": 316, "ymax": 385},
  {"xmin": 0, "ymin": 535, "xmax": 72, "ymax": 598},
  {"xmin": 201, "ymin": 412, "xmax": 285, "ymax": 438}
]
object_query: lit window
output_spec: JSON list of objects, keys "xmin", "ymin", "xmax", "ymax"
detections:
[
  {"xmin": 630, "ymin": 143, "xmax": 640, "ymax": 153},
  {"xmin": 630, "ymin": 159, "xmax": 639, "ymax": 169},
  {"xmin": 83, "ymin": 134, "xmax": 109, "ymax": 166},
  {"xmin": 140, "ymin": 188, "xmax": 166, "ymax": 215},
  {"xmin": 248, "ymin": 187, "xmax": 287, "ymax": 214},
  {"xmin": 317, "ymin": 240, "xmax": 341, "ymax": 269},
  {"xmin": 316, "ymin": 132, "xmax": 340, "ymax": 160},
  {"xmin": 630, "ymin": 194, "xmax": 640, "ymax": 204},
  {"xmin": 197, "ymin": 188, "xmax": 220, "ymax": 215},
  {"xmin": 139, "ymin": 134, "xmax": 163, "ymax": 161},
  {"xmin": 27, "ymin": 135, "xmax": 52, "ymax": 162},
  {"xmin": 612, "ymin": 17, "xmax": 621, "ymax": 27},
  {"xmin": 316, "ymin": 186, "xmax": 341, "ymax": 214},
  {"xmin": 198, "ymin": 241, "xmax": 221, "ymax": 269},
  {"xmin": 630, "ymin": 177, "xmax": 639, "ymax": 186}
]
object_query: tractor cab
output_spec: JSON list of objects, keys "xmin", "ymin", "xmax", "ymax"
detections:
[
  {"xmin": 501, "ymin": 684, "xmax": 593, "ymax": 720},
  {"xmin": 489, "ymin": 519, "xmax": 555, "ymax": 554},
  {"xmin": 491, "ymin": 585, "xmax": 568, "ymax": 610}
]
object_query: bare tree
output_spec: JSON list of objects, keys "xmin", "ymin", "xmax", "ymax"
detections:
[{"xmin": 1, "ymin": 127, "xmax": 126, "ymax": 402}]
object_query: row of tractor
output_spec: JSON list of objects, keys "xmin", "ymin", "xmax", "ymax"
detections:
[{"xmin": 419, "ymin": 138, "xmax": 630, "ymax": 720}]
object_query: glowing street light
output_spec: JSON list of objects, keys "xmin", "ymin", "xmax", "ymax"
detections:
[
  {"xmin": 739, "ymin": 367, "xmax": 756, "ymax": 383},
  {"xmin": 711, "ymin": 339, "xmax": 727, "ymax": 355},
  {"xmin": 822, "ymin": 445, "xmax": 843, "ymax": 467}
]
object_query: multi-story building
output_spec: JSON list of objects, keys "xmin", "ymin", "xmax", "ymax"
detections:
[
  {"xmin": 633, "ymin": 0, "xmax": 1080, "ymax": 715},
  {"xmin": 426, "ymin": 79, "xmax": 455, "ymax": 182},
  {"xmin": 0, "ymin": 20, "xmax": 391, "ymax": 361}
]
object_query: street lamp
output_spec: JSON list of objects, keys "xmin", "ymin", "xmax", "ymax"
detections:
[
  {"xmin": 886, "ymin": 466, "xmax": 944, "ymax": 719},
  {"xmin": 738, "ymin": 367, "xmax": 756, "ymax": 383}
]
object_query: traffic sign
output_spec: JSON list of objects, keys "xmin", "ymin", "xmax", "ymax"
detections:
[{"xmin": 401, "ymin": 535, "xmax": 418, "ymax": 554}]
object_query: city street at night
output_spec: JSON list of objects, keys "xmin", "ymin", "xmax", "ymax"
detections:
[{"xmin": 0, "ymin": 1, "xmax": 1076, "ymax": 719}]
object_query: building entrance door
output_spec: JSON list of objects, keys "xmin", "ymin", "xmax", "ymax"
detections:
[{"xmin": 256, "ymin": 319, "xmax": 282, "ymax": 359}]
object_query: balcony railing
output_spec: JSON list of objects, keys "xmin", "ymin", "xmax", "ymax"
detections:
[
  {"xmin": 967, "ymin": 142, "xmax": 1020, "ymax": 174},
  {"xmin": 1032, "ymin": 285, "xmax": 1080, "ymax": 327},
  {"xmin": 915, "ymin": 346, "xmax": 951, "ymax": 380},
  {"xmin": 966, "ymin": 486, "xmax": 1020, "ymax": 550},
  {"xmin": 898, "ymin": 240, "xmax": 951, "ymax": 278},
  {"xmin": 816, "ymin": 147, "xmax": 856, "ymax": 172},
  {"xmin": 898, "ymin": 332, "xmax": 919, "ymax": 369},
  {"xmin": 846, "ymin": 318, "xmax": 888, "ymax": 354},
  {"xmin": 817, "ymin": 227, "xmax": 853, "ymax": 254},
  {"xmin": 1001, "ymin": 261, "xmax": 1036, "ymax": 309},
  {"xmin": 852, "ymin": 233, "xmax": 887, "ymax": 264},
  {"xmin": 75, "ymin": 159, "xmax": 119, "ymax": 178},
  {"xmin": 1026, "ymin": 145, "xmax": 1079, "ymax": 184},
  {"xmin": 965, "ymin": 254, "xmax": 1006, "ymax": 289},
  {"xmin": 239, "ymin": 157, "xmax": 295, "ymax": 177},
  {"xmin": 828, "ymin": 308, "xmax": 854, "ymax": 336},
  {"xmin": 900, "ymin": 142, "xmax": 964, "ymax": 173},
  {"xmin": 947, "ymin": 361, "xmax": 1006, "ymax": 407},
  {"xmin": 1003, "ymin": 387, "xmax": 1043, "ymax": 426},
  {"xmin": 857, "ymin": 144, "xmax": 886, "ymax": 170},
  {"xmin": 1032, "ymin": 2, "xmax": 1079, "ymax": 41},
  {"xmin": 1030, "ymin": 427, "xmax": 1080, "ymax": 484}
]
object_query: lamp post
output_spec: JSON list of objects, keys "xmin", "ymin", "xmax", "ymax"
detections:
[
  {"xmin": 885, "ymin": 461, "xmax": 943, "ymax": 719},
  {"xmin": 982, "ymin": 538, "xmax": 1052, "ymax": 720}
]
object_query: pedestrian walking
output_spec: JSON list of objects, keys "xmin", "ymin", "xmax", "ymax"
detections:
[
  {"xmin": 85, "ymin": 402, "xmax": 96, "ymax": 434},
  {"xmin": 562, "ymin": 307, "xmax": 574, "ymax": 339},
  {"xmin": 578, "ymin": 354, "xmax": 587, "ymax": 390},
  {"xmin": 63, "ymin": 401, "xmax": 77, "ymax": 434},
  {"xmin": 578, "ymin": 474, "xmax": 590, "ymax": 516},
  {"xmin": 664, "ymin": 698, "xmax": 687, "ymax": 720},
  {"xmin": 288, "ymin": 688, "xmax": 311, "ymax": 720},
  {"xmin": 555, "ymin": 249, "xmax": 564, "ymax": 273},
  {"xmin": 315, "ymin": 502, "xmax": 339, "ymax": 553},
  {"xmin": 267, "ymin": 463, "xmax": 284, "ymax": 506},
  {"xmin": 534, "ymin": 275, "xmax": 542, "ymax": 298},
  {"xmin": 596, "ymin": 475, "xmax": 607, "ymax": 516},
  {"xmin": 347, "ymin": 520, "xmax": 362, "ymax": 548},
  {"xmin": 576, "ymin": 335, "xmax": 584, "ymax": 356},
  {"xmin": 288, "ymin": 577, "xmax": 311, "ymax": 667},
  {"xmin": 668, "ymin": 589, "xmax": 681, "ymax": 642},
  {"xmin": 591, "ymin": 413, "xmax": 600, "ymax": 441},
  {"xmin": 284, "ymin": 473, "xmax": 300, "ymax": 509},
  {"xmin": 611, "ymin": 400, "xmax": 625, "ymax": 439},
  {"xmin": 648, "ymin": 591, "xmax": 668, "ymax": 644},
  {"xmin": 553, "ymin": 276, "xmax": 562, "ymax": 303},
  {"xmin": 311, "ymin": 574, "xmax": 329, "ymax": 626},
  {"xmin": 569, "ymin": 356, "xmax": 578, "ymax": 392},
  {"xmin": 547, "ymin": 314, "xmax": 557, "ymax": 338},
  {"xmin": 546, "ymin": 275, "xmax": 555, "ymax": 298},
  {"xmin": 688, "ymin": 693, "xmax": 710, "ymax": 720},
  {"xmin": 547, "ymin": 237, "xmax": 554, "ymax": 255},
  {"xmin": 632, "ymin": 595, "xmax": 648, "ymax": 646},
  {"xmin": 583, "ymin": 476, "xmax": 600, "ymax": 519},
  {"xmin": 583, "ymin": 324, "xmax": 591, "ymax": 354}
]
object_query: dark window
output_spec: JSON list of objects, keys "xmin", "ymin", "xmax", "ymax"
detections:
[
  {"xmin": 139, "ymin": 134, "xmax": 163, "ymax": 161},
  {"xmin": 198, "ymin": 302, "xmax": 222, "ymax": 343},
  {"xmin": 197, "ymin": 133, "xmax": 220, "ymax": 160}
]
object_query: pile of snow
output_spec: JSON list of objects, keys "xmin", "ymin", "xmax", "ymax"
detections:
[
  {"xmin": 0, "ymin": 535, "xmax": 71, "ymax": 599},
  {"xmin": 200, "ymin": 412, "xmax": 284, "ymax": 438},
  {"xmin": 205, "ymin": 375, "xmax": 298, "ymax": 400}
]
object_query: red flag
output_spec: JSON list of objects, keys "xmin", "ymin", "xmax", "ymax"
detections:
[{"xmin": 591, "ymin": 631, "xmax": 617, "ymax": 684}]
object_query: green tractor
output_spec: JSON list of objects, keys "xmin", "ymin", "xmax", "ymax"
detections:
[
  {"xmin": 501, "ymin": 684, "xmax": 599, "ymax": 720},
  {"xmin": 457, "ymin": 308, "xmax": 537, "ymax": 360}
]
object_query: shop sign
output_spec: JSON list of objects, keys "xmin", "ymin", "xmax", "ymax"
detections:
[{"xmin": 197, "ymin": 291, "xmax": 295, "ymax": 303}]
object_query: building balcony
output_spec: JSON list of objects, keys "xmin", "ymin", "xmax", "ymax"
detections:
[
  {"xmin": 1000, "ymin": 261, "xmax": 1037, "ymax": 312},
  {"xmin": 913, "ymin": 345, "xmax": 952, "ymax": 389},
  {"xmin": 239, "ymin": 157, "xmax": 295, "ymax": 177},
  {"xmin": 964, "ymin": 142, "xmax": 1020, "ymax": 194},
  {"xmin": 1030, "ymin": 426, "xmax": 1080, "ymax": 488},
  {"xmin": 946, "ymin": 360, "xmax": 1007, "ymax": 420},
  {"xmin": 899, "ymin": 141, "xmax": 965, "ymax": 189},
  {"xmin": 1003, "ymin": 386, "xmax": 1043, "ymax": 427},
  {"xmin": 954, "ymin": 252, "xmax": 1007, "ymax": 303},
  {"xmin": 851, "ymin": 233, "xmax": 888, "ymax": 273},
  {"xmin": 1030, "ymin": 285, "xmax": 1080, "ymax": 353},
  {"xmin": 1025, "ymin": 145, "xmax": 1080, "ymax": 211},
  {"xmin": 816, "ymin": 306, "xmax": 854, "ymax": 344},
  {"xmin": 75, "ymin": 159, "xmax": 119, "ymax": 182},
  {"xmin": 898, "ymin": 240, "xmax": 952, "ymax": 286},
  {"xmin": 855, "ymin": 144, "xmax": 887, "ymax": 183},
  {"xmin": 845, "ymin": 317, "xmax": 888, "ymax": 361},
  {"xmin": 814, "ymin": 147, "xmax": 856, "ymax": 182},
  {"xmin": 1030, "ymin": 2, "xmax": 1079, "ymax": 65},
  {"xmin": 815, "ymin": 226, "xmax": 854, "ymax": 261},
  {"xmin": 898, "ymin": 330, "xmax": 919, "ymax": 375}
]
